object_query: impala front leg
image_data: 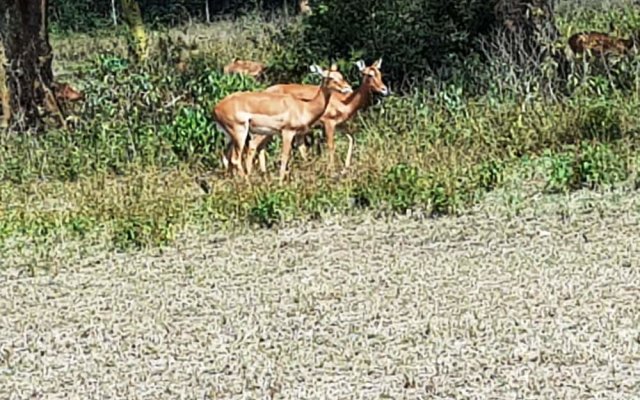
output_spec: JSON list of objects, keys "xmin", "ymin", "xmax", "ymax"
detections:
[
  {"xmin": 324, "ymin": 121, "xmax": 337, "ymax": 171},
  {"xmin": 343, "ymin": 132, "xmax": 355, "ymax": 173},
  {"xmin": 294, "ymin": 128, "xmax": 312, "ymax": 162}
]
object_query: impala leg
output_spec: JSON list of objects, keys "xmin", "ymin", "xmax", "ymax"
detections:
[
  {"xmin": 324, "ymin": 121, "xmax": 337, "ymax": 171},
  {"xmin": 230, "ymin": 123, "xmax": 249, "ymax": 179},
  {"xmin": 343, "ymin": 132, "xmax": 354, "ymax": 173},
  {"xmin": 297, "ymin": 137, "xmax": 309, "ymax": 161},
  {"xmin": 222, "ymin": 141, "xmax": 233, "ymax": 174},
  {"xmin": 258, "ymin": 147, "xmax": 268, "ymax": 174},
  {"xmin": 312, "ymin": 129, "xmax": 323, "ymax": 157},
  {"xmin": 295, "ymin": 128, "xmax": 311, "ymax": 162},
  {"xmin": 279, "ymin": 130, "xmax": 296, "ymax": 183},
  {"xmin": 245, "ymin": 134, "xmax": 269, "ymax": 177},
  {"xmin": 258, "ymin": 135, "xmax": 274, "ymax": 174}
]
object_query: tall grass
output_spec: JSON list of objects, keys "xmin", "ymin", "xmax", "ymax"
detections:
[{"xmin": 2, "ymin": 6, "xmax": 640, "ymax": 252}]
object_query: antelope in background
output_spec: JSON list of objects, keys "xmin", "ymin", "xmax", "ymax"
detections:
[
  {"xmin": 53, "ymin": 82, "xmax": 84, "ymax": 102},
  {"xmin": 251, "ymin": 58, "xmax": 389, "ymax": 174},
  {"xmin": 298, "ymin": 0, "xmax": 312, "ymax": 16},
  {"xmin": 212, "ymin": 64, "xmax": 353, "ymax": 182},
  {"xmin": 568, "ymin": 23, "xmax": 639, "ymax": 58},
  {"xmin": 223, "ymin": 58, "xmax": 267, "ymax": 79}
]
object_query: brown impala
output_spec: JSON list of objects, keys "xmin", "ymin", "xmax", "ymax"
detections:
[
  {"xmin": 568, "ymin": 30, "xmax": 638, "ymax": 57},
  {"xmin": 212, "ymin": 63, "xmax": 353, "ymax": 182},
  {"xmin": 223, "ymin": 58, "xmax": 266, "ymax": 79},
  {"xmin": 251, "ymin": 58, "xmax": 389, "ymax": 173}
]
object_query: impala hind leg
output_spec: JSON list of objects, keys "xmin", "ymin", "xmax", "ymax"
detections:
[
  {"xmin": 226, "ymin": 122, "xmax": 250, "ymax": 178},
  {"xmin": 258, "ymin": 147, "xmax": 268, "ymax": 174},
  {"xmin": 279, "ymin": 130, "xmax": 297, "ymax": 183},
  {"xmin": 245, "ymin": 134, "xmax": 271, "ymax": 177}
]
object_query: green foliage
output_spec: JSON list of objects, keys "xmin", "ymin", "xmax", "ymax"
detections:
[
  {"xmin": 577, "ymin": 141, "xmax": 628, "ymax": 188},
  {"xmin": 248, "ymin": 188, "xmax": 297, "ymax": 228},
  {"xmin": 112, "ymin": 212, "xmax": 178, "ymax": 250},
  {"xmin": 381, "ymin": 163, "xmax": 425, "ymax": 213},
  {"xmin": 544, "ymin": 142, "xmax": 628, "ymax": 193},
  {"xmin": 4, "ymin": 3, "xmax": 640, "ymax": 253},
  {"xmin": 577, "ymin": 100, "xmax": 623, "ymax": 142},
  {"xmin": 474, "ymin": 159, "xmax": 505, "ymax": 192},
  {"xmin": 544, "ymin": 150, "xmax": 579, "ymax": 193},
  {"xmin": 277, "ymin": 0, "xmax": 497, "ymax": 83}
]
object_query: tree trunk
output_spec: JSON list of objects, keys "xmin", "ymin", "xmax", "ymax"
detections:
[
  {"xmin": 0, "ymin": 0, "xmax": 56, "ymax": 130},
  {"xmin": 111, "ymin": 0, "xmax": 118, "ymax": 26},
  {"xmin": 493, "ymin": 0, "xmax": 558, "ymax": 64},
  {"xmin": 120, "ymin": 0, "xmax": 149, "ymax": 62}
]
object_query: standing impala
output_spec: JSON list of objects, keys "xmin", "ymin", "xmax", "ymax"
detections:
[
  {"xmin": 251, "ymin": 58, "xmax": 389, "ymax": 173},
  {"xmin": 212, "ymin": 63, "xmax": 353, "ymax": 182}
]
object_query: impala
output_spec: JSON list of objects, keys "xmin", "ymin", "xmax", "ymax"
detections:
[
  {"xmin": 212, "ymin": 63, "xmax": 353, "ymax": 182},
  {"xmin": 568, "ymin": 30, "xmax": 638, "ymax": 58},
  {"xmin": 250, "ymin": 58, "xmax": 388, "ymax": 173},
  {"xmin": 53, "ymin": 82, "xmax": 84, "ymax": 102},
  {"xmin": 223, "ymin": 58, "xmax": 266, "ymax": 79},
  {"xmin": 298, "ymin": 0, "xmax": 312, "ymax": 16}
]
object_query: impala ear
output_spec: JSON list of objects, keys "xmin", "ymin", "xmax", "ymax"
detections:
[
  {"xmin": 309, "ymin": 64, "xmax": 325, "ymax": 75},
  {"xmin": 330, "ymin": 63, "xmax": 338, "ymax": 71},
  {"xmin": 373, "ymin": 57, "xmax": 382, "ymax": 69},
  {"xmin": 355, "ymin": 60, "xmax": 366, "ymax": 72}
]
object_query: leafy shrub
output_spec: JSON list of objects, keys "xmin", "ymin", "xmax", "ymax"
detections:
[
  {"xmin": 577, "ymin": 100, "xmax": 623, "ymax": 142},
  {"xmin": 544, "ymin": 142, "xmax": 628, "ymax": 192},
  {"xmin": 276, "ymin": 0, "xmax": 497, "ymax": 83},
  {"xmin": 544, "ymin": 150, "xmax": 579, "ymax": 193},
  {"xmin": 577, "ymin": 141, "xmax": 627, "ymax": 188},
  {"xmin": 161, "ymin": 106, "xmax": 218, "ymax": 166},
  {"xmin": 381, "ymin": 163, "xmax": 425, "ymax": 213},
  {"xmin": 248, "ymin": 188, "xmax": 297, "ymax": 228},
  {"xmin": 474, "ymin": 159, "xmax": 505, "ymax": 192}
]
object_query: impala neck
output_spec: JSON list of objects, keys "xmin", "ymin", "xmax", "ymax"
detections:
[
  {"xmin": 342, "ymin": 79, "xmax": 373, "ymax": 119},
  {"xmin": 307, "ymin": 77, "xmax": 334, "ymax": 116}
]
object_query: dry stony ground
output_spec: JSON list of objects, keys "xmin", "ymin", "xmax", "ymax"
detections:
[{"xmin": 1, "ymin": 189, "xmax": 640, "ymax": 399}]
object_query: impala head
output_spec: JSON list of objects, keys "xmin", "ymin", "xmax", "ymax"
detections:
[
  {"xmin": 299, "ymin": 0, "xmax": 312, "ymax": 15},
  {"xmin": 53, "ymin": 82, "xmax": 84, "ymax": 102},
  {"xmin": 355, "ymin": 58, "xmax": 389, "ymax": 97},
  {"xmin": 309, "ymin": 63, "xmax": 353, "ymax": 94}
]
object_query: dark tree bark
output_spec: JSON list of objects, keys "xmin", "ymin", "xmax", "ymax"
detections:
[{"xmin": 0, "ymin": 0, "xmax": 57, "ymax": 130}]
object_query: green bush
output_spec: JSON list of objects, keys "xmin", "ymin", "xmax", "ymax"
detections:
[
  {"xmin": 276, "ymin": 0, "xmax": 497, "ymax": 83},
  {"xmin": 381, "ymin": 163, "xmax": 425, "ymax": 213},
  {"xmin": 577, "ymin": 142, "xmax": 628, "ymax": 189},
  {"xmin": 543, "ymin": 142, "xmax": 628, "ymax": 192},
  {"xmin": 248, "ymin": 188, "xmax": 297, "ymax": 228},
  {"xmin": 544, "ymin": 150, "xmax": 579, "ymax": 193}
]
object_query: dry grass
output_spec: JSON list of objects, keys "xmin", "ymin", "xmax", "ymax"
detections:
[{"xmin": 1, "ymin": 189, "xmax": 639, "ymax": 398}]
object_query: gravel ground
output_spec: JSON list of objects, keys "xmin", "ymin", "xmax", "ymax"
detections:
[{"xmin": 1, "ymin": 190, "xmax": 640, "ymax": 399}]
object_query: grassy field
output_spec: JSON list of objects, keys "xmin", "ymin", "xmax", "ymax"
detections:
[
  {"xmin": 0, "ymin": 3, "xmax": 640, "ymax": 254},
  {"xmin": 2, "ymin": 187, "xmax": 639, "ymax": 398}
]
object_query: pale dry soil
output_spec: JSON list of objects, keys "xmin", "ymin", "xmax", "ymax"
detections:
[{"xmin": 1, "ymin": 189, "xmax": 640, "ymax": 399}]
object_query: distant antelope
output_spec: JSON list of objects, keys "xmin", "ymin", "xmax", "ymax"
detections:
[
  {"xmin": 568, "ymin": 31, "xmax": 638, "ymax": 58},
  {"xmin": 53, "ymin": 82, "xmax": 84, "ymax": 102},
  {"xmin": 298, "ymin": 0, "xmax": 312, "ymax": 16},
  {"xmin": 223, "ymin": 58, "xmax": 266, "ymax": 79}
]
